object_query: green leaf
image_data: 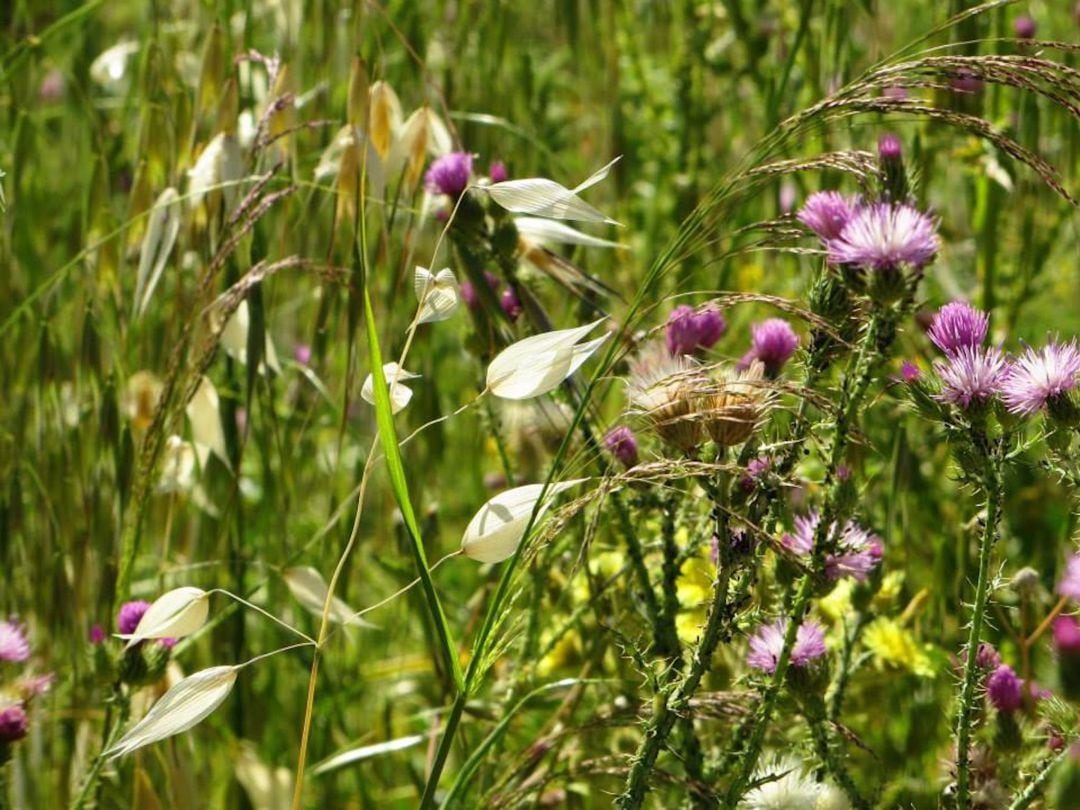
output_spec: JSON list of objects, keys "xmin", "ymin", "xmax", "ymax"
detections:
[{"xmin": 361, "ymin": 286, "xmax": 464, "ymax": 691}]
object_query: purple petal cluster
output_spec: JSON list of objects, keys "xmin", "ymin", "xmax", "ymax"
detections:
[
  {"xmin": 1058, "ymin": 553, "xmax": 1080, "ymax": 602},
  {"xmin": 927, "ymin": 301, "xmax": 989, "ymax": 356},
  {"xmin": 797, "ymin": 191, "xmax": 859, "ymax": 241},
  {"xmin": 117, "ymin": 600, "xmax": 151, "ymax": 635},
  {"xmin": 488, "ymin": 161, "xmax": 508, "ymax": 183},
  {"xmin": 738, "ymin": 319, "xmax": 799, "ymax": 375},
  {"xmin": 746, "ymin": 618, "xmax": 827, "ymax": 674},
  {"xmin": 424, "ymin": 151, "xmax": 473, "ymax": 197},
  {"xmin": 781, "ymin": 511, "xmax": 883, "ymax": 582},
  {"xmin": 0, "ymin": 621, "xmax": 30, "ymax": 663},
  {"xmin": 665, "ymin": 305, "xmax": 726, "ymax": 356},
  {"xmin": 0, "ymin": 703, "xmax": 28, "ymax": 743},
  {"xmin": 986, "ymin": 664, "xmax": 1024, "ymax": 713},
  {"xmin": 1001, "ymin": 341, "xmax": 1080, "ymax": 416},
  {"xmin": 1053, "ymin": 616, "xmax": 1080, "ymax": 654},
  {"xmin": 934, "ymin": 346, "xmax": 1010, "ymax": 410},
  {"xmin": 604, "ymin": 426, "xmax": 639, "ymax": 468},
  {"xmin": 826, "ymin": 202, "xmax": 939, "ymax": 271}
]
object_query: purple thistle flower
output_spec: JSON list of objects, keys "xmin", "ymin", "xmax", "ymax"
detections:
[
  {"xmin": 0, "ymin": 704, "xmax": 28, "ymax": 743},
  {"xmin": 1053, "ymin": 616, "xmax": 1080, "ymax": 653},
  {"xmin": 899, "ymin": 360, "xmax": 921, "ymax": 383},
  {"xmin": 664, "ymin": 305, "xmax": 726, "ymax": 356},
  {"xmin": 797, "ymin": 191, "xmax": 859, "ymax": 241},
  {"xmin": 934, "ymin": 346, "xmax": 1010, "ymax": 409},
  {"xmin": 293, "ymin": 343, "xmax": 312, "ymax": 366},
  {"xmin": 927, "ymin": 301, "xmax": 989, "ymax": 356},
  {"xmin": 604, "ymin": 426, "xmax": 639, "ymax": 468},
  {"xmin": 1058, "ymin": 553, "xmax": 1080, "ymax": 602},
  {"xmin": 0, "ymin": 621, "xmax": 30, "ymax": 663},
  {"xmin": 781, "ymin": 511, "xmax": 883, "ymax": 582},
  {"xmin": 117, "ymin": 601, "xmax": 150, "ymax": 635},
  {"xmin": 1001, "ymin": 341, "xmax": 1080, "ymax": 416},
  {"xmin": 743, "ymin": 318, "xmax": 799, "ymax": 374},
  {"xmin": 987, "ymin": 664, "xmax": 1024, "ymax": 713},
  {"xmin": 499, "ymin": 286, "xmax": 523, "ymax": 322},
  {"xmin": 747, "ymin": 618, "xmax": 827, "ymax": 674},
  {"xmin": 88, "ymin": 624, "xmax": 106, "ymax": 645},
  {"xmin": 878, "ymin": 133, "xmax": 902, "ymax": 161},
  {"xmin": 424, "ymin": 151, "xmax": 473, "ymax": 197},
  {"xmin": 117, "ymin": 601, "xmax": 176, "ymax": 647},
  {"xmin": 826, "ymin": 202, "xmax": 939, "ymax": 270},
  {"xmin": 489, "ymin": 161, "xmax": 508, "ymax": 183},
  {"xmin": 1014, "ymin": 16, "xmax": 1036, "ymax": 40}
]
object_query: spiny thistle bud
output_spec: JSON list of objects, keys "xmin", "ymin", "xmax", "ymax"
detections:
[{"xmin": 877, "ymin": 133, "xmax": 909, "ymax": 202}]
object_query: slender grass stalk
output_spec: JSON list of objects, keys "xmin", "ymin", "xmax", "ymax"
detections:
[{"xmin": 954, "ymin": 438, "xmax": 1003, "ymax": 809}]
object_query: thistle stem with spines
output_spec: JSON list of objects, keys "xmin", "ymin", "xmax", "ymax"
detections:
[{"xmin": 953, "ymin": 430, "xmax": 1003, "ymax": 809}]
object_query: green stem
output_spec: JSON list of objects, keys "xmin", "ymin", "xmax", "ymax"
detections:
[
  {"xmin": 828, "ymin": 612, "xmax": 869, "ymax": 722},
  {"xmin": 419, "ymin": 693, "xmax": 467, "ymax": 810},
  {"xmin": 954, "ymin": 443, "xmax": 1003, "ymax": 809},
  {"xmin": 615, "ymin": 557, "xmax": 737, "ymax": 808},
  {"xmin": 724, "ymin": 308, "xmax": 890, "ymax": 805},
  {"xmin": 807, "ymin": 711, "xmax": 869, "ymax": 809}
]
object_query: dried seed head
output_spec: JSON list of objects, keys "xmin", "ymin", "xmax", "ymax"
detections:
[
  {"xmin": 699, "ymin": 361, "xmax": 769, "ymax": 448},
  {"xmin": 627, "ymin": 342, "xmax": 708, "ymax": 454}
]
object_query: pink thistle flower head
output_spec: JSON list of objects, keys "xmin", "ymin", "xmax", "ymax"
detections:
[
  {"xmin": 88, "ymin": 625, "xmax": 106, "ymax": 645},
  {"xmin": 488, "ymin": 161, "xmax": 508, "ymax": 183},
  {"xmin": 665, "ymin": 305, "xmax": 726, "ymax": 356},
  {"xmin": 0, "ymin": 621, "xmax": 30, "ymax": 663},
  {"xmin": 1014, "ymin": 16, "xmax": 1036, "ymax": 39},
  {"xmin": 746, "ymin": 318, "xmax": 800, "ymax": 375},
  {"xmin": 747, "ymin": 618, "xmax": 827, "ymax": 674},
  {"xmin": 781, "ymin": 511, "xmax": 883, "ymax": 582},
  {"xmin": 986, "ymin": 664, "xmax": 1024, "ymax": 713},
  {"xmin": 934, "ymin": 346, "xmax": 1010, "ymax": 410},
  {"xmin": 117, "ymin": 601, "xmax": 150, "ymax": 635},
  {"xmin": 927, "ymin": 301, "xmax": 989, "ymax": 356},
  {"xmin": 826, "ymin": 202, "xmax": 939, "ymax": 270},
  {"xmin": 424, "ymin": 151, "xmax": 473, "ymax": 197},
  {"xmin": 0, "ymin": 704, "xmax": 29, "ymax": 743},
  {"xmin": 293, "ymin": 343, "xmax": 312, "ymax": 366},
  {"xmin": 1057, "ymin": 553, "xmax": 1080, "ymax": 602},
  {"xmin": 797, "ymin": 191, "xmax": 858, "ymax": 241},
  {"xmin": 1001, "ymin": 341, "xmax": 1080, "ymax": 416},
  {"xmin": 1053, "ymin": 615, "xmax": 1080, "ymax": 654},
  {"xmin": 604, "ymin": 426, "xmax": 639, "ymax": 468},
  {"xmin": 899, "ymin": 360, "xmax": 921, "ymax": 383},
  {"xmin": 878, "ymin": 133, "xmax": 903, "ymax": 161}
]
